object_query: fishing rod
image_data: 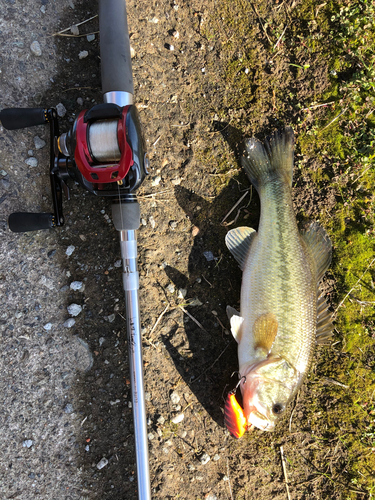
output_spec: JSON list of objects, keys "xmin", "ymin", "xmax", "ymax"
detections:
[{"xmin": 0, "ymin": 1, "xmax": 152, "ymax": 498}]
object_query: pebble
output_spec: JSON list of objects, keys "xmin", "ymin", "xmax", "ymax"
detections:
[
  {"xmin": 56, "ymin": 103, "xmax": 67, "ymax": 117},
  {"xmin": 148, "ymin": 433, "xmax": 155, "ymax": 441},
  {"xmin": 189, "ymin": 297, "xmax": 203, "ymax": 307},
  {"xmin": 28, "ymin": 150, "xmax": 34, "ymax": 156},
  {"xmin": 151, "ymin": 175, "xmax": 161, "ymax": 187},
  {"xmin": 0, "ymin": 178, "xmax": 10, "ymax": 190},
  {"xmin": 169, "ymin": 221, "xmax": 177, "ymax": 230},
  {"xmin": 203, "ymin": 251, "xmax": 215, "ymax": 262},
  {"xmin": 166, "ymin": 284, "xmax": 175, "ymax": 294},
  {"xmin": 23, "ymin": 440, "xmax": 33, "ymax": 448},
  {"xmin": 141, "ymin": 218, "xmax": 147, "ymax": 226},
  {"xmin": 114, "ymin": 260, "xmax": 122, "ymax": 268},
  {"xmin": 96, "ymin": 457, "xmax": 108, "ymax": 470},
  {"xmin": 63, "ymin": 318, "xmax": 76, "ymax": 328},
  {"xmin": 30, "ymin": 41, "xmax": 42, "ymax": 56},
  {"xmin": 43, "ymin": 323, "xmax": 52, "ymax": 331},
  {"xmin": 205, "ymin": 494, "xmax": 218, "ymax": 500},
  {"xmin": 25, "ymin": 157, "xmax": 38, "ymax": 167},
  {"xmin": 87, "ymin": 34, "xmax": 95, "ymax": 42},
  {"xmin": 70, "ymin": 24, "xmax": 79, "ymax": 35},
  {"xmin": 106, "ymin": 313, "xmax": 115, "ymax": 323},
  {"xmin": 67, "ymin": 304, "xmax": 82, "ymax": 317},
  {"xmin": 77, "ymin": 97, "xmax": 84, "ymax": 106},
  {"xmin": 99, "ymin": 337, "xmax": 105, "ymax": 346},
  {"xmin": 145, "ymin": 392, "xmax": 151, "ymax": 401},
  {"xmin": 162, "ymin": 447, "xmax": 170, "ymax": 455},
  {"xmin": 34, "ymin": 136, "xmax": 46, "ymax": 149},
  {"xmin": 66, "ymin": 245, "xmax": 75, "ymax": 256},
  {"xmin": 149, "ymin": 216, "xmax": 156, "ymax": 229},
  {"xmin": 157, "ymin": 415, "xmax": 165, "ymax": 425},
  {"xmin": 28, "ymin": 472, "xmax": 35, "ymax": 479},
  {"xmin": 192, "ymin": 226, "xmax": 200, "ymax": 237},
  {"xmin": 64, "ymin": 403, "xmax": 74, "ymax": 414},
  {"xmin": 170, "ymin": 391, "xmax": 180, "ymax": 405},
  {"xmin": 213, "ymin": 454, "xmax": 220, "ymax": 461},
  {"xmin": 85, "ymin": 445, "xmax": 90, "ymax": 452},
  {"xmin": 200, "ymin": 453, "xmax": 211, "ymax": 465},
  {"xmin": 79, "ymin": 50, "xmax": 89, "ymax": 59},
  {"xmin": 171, "ymin": 177, "xmax": 182, "ymax": 185},
  {"xmin": 178, "ymin": 288, "xmax": 187, "ymax": 299},
  {"xmin": 70, "ymin": 281, "xmax": 83, "ymax": 291},
  {"xmin": 130, "ymin": 46, "xmax": 135, "ymax": 58},
  {"xmin": 171, "ymin": 413, "xmax": 184, "ymax": 424}
]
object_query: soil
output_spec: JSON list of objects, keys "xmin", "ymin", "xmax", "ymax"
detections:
[{"xmin": 0, "ymin": 1, "xmax": 365, "ymax": 500}]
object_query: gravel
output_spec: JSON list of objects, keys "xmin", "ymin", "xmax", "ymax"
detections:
[
  {"xmin": 33, "ymin": 136, "xmax": 46, "ymax": 149},
  {"xmin": 30, "ymin": 41, "xmax": 42, "ymax": 56},
  {"xmin": 63, "ymin": 318, "xmax": 76, "ymax": 328},
  {"xmin": 25, "ymin": 157, "xmax": 38, "ymax": 167},
  {"xmin": 96, "ymin": 457, "xmax": 109, "ymax": 470},
  {"xmin": 66, "ymin": 245, "xmax": 75, "ymax": 256},
  {"xmin": 67, "ymin": 304, "xmax": 82, "ymax": 317},
  {"xmin": 56, "ymin": 103, "xmax": 67, "ymax": 117}
]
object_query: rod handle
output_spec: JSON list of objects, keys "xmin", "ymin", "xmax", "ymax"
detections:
[
  {"xmin": 0, "ymin": 108, "xmax": 48, "ymax": 130},
  {"xmin": 8, "ymin": 212, "xmax": 55, "ymax": 232}
]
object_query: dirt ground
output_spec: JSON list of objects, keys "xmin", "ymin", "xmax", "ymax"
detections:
[{"xmin": 0, "ymin": 1, "xmax": 371, "ymax": 499}]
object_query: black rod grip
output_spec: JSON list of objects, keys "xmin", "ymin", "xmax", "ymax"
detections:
[
  {"xmin": 8, "ymin": 212, "xmax": 54, "ymax": 232},
  {"xmin": 99, "ymin": 0, "xmax": 134, "ymax": 95},
  {"xmin": 0, "ymin": 108, "xmax": 47, "ymax": 130}
]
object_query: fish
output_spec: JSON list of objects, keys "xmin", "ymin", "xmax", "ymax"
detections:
[{"xmin": 224, "ymin": 127, "xmax": 333, "ymax": 435}]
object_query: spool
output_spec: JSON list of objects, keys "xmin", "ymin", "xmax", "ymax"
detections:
[{"xmin": 89, "ymin": 119, "xmax": 121, "ymax": 162}]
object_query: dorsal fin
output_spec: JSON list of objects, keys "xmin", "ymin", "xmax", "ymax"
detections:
[
  {"xmin": 225, "ymin": 227, "xmax": 257, "ymax": 270},
  {"xmin": 253, "ymin": 313, "xmax": 278, "ymax": 352},
  {"xmin": 316, "ymin": 288, "xmax": 334, "ymax": 345},
  {"xmin": 226, "ymin": 305, "xmax": 244, "ymax": 343},
  {"xmin": 300, "ymin": 222, "xmax": 332, "ymax": 281}
]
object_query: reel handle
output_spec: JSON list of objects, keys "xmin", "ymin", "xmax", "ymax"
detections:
[
  {"xmin": 0, "ymin": 108, "xmax": 48, "ymax": 130},
  {"xmin": 8, "ymin": 212, "xmax": 55, "ymax": 232}
]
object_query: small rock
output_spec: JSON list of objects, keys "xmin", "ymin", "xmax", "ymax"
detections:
[
  {"xmin": 0, "ymin": 170, "xmax": 8, "ymax": 176},
  {"xmin": 213, "ymin": 454, "xmax": 220, "ymax": 461},
  {"xmin": 96, "ymin": 457, "xmax": 108, "ymax": 470},
  {"xmin": 28, "ymin": 150, "xmax": 34, "ymax": 156},
  {"xmin": 77, "ymin": 97, "xmax": 84, "ymax": 106},
  {"xmin": 170, "ymin": 391, "xmax": 180, "ymax": 405},
  {"xmin": 171, "ymin": 413, "xmax": 184, "ymax": 424},
  {"xmin": 149, "ymin": 216, "xmax": 156, "ymax": 229},
  {"xmin": 87, "ymin": 34, "xmax": 95, "ymax": 42},
  {"xmin": 157, "ymin": 416, "xmax": 165, "ymax": 425},
  {"xmin": 0, "ymin": 178, "xmax": 10, "ymax": 190},
  {"xmin": 114, "ymin": 260, "xmax": 122, "ymax": 268},
  {"xmin": 25, "ymin": 157, "xmax": 38, "ymax": 167},
  {"xmin": 64, "ymin": 403, "xmax": 74, "ymax": 414},
  {"xmin": 148, "ymin": 433, "xmax": 155, "ymax": 441},
  {"xmin": 34, "ymin": 136, "xmax": 46, "ymax": 149},
  {"xmin": 162, "ymin": 447, "xmax": 170, "ymax": 455},
  {"xmin": 66, "ymin": 245, "xmax": 75, "ymax": 256},
  {"xmin": 189, "ymin": 297, "xmax": 203, "ymax": 307},
  {"xmin": 171, "ymin": 177, "xmax": 182, "ymax": 185},
  {"xmin": 99, "ymin": 337, "xmax": 105, "ymax": 346},
  {"xmin": 141, "ymin": 218, "xmax": 147, "ymax": 226},
  {"xmin": 43, "ymin": 323, "xmax": 52, "ymax": 331},
  {"xmin": 67, "ymin": 303, "xmax": 82, "ymax": 317},
  {"xmin": 191, "ymin": 226, "xmax": 200, "ymax": 237},
  {"xmin": 205, "ymin": 493, "xmax": 218, "ymax": 500},
  {"xmin": 166, "ymin": 284, "xmax": 175, "ymax": 294},
  {"xmin": 145, "ymin": 392, "xmax": 151, "ymax": 402},
  {"xmin": 70, "ymin": 281, "xmax": 83, "ymax": 291},
  {"xmin": 85, "ymin": 445, "xmax": 90, "ymax": 451},
  {"xmin": 56, "ymin": 103, "xmax": 67, "ymax": 118},
  {"xmin": 106, "ymin": 313, "xmax": 116, "ymax": 323},
  {"xmin": 79, "ymin": 50, "xmax": 89, "ymax": 59},
  {"xmin": 203, "ymin": 251, "xmax": 215, "ymax": 262},
  {"xmin": 169, "ymin": 221, "xmax": 177, "ymax": 229},
  {"xmin": 200, "ymin": 453, "xmax": 210, "ymax": 465},
  {"xmin": 70, "ymin": 24, "xmax": 79, "ymax": 35},
  {"xmin": 22, "ymin": 440, "xmax": 33, "ymax": 448},
  {"xmin": 178, "ymin": 288, "xmax": 187, "ymax": 299},
  {"xmin": 110, "ymin": 399, "xmax": 121, "ymax": 405},
  {"xmin": 130, "ymin": 46, "xmax": 135, "ymax": 58},
  {"xmin": 63, "ymin": 318, "xmax": 76, "ymax": 328},
  {"xmin": 28, "ymin": 472, "xmax": 36, "ymax": 479},
  {"xmin": 30, "ymin": 41, "xmax": 42, "ymax": 56},
  {"xmin": 151, "ymin": 175, "xmax": 161, "ymax": 186}
]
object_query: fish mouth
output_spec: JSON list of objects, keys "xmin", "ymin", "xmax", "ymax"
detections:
[{"xmin": 248, "ymin": 410, "xmax": 274, "ymax": 431}]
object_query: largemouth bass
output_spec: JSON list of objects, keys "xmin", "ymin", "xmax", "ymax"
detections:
[{"xmin": 224, "ymin": 127, "xmax": 333, "ymax": 435}]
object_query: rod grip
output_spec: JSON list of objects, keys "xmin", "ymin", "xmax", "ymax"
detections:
[
  {"xmin": 8, "ymin": 212, "xmax": 54, "ymax": 232},
  {"xmin": 99, "ymin": 0, "xmax": 134, "ymax": 95},
  {"xmin": 0, "ymin": 108, "xmax": 48, "ymax": 130}
]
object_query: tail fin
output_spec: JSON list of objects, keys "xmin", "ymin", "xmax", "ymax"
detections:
[{"xmin": 241, "ymin": 127, "xmax": 294, "ymax": 190}]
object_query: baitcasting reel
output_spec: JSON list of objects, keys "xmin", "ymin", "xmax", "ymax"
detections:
[{"xmin": 0, "ymin": 102, "xmax": 149, "ymax": 232}]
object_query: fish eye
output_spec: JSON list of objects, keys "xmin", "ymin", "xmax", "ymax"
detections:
[{"xmin": 272, "ymin": 403, "xmax": 284, "ymax": 415}]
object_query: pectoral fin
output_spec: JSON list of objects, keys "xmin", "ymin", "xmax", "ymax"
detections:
[
  {"xmin": 226, "ymin": 305, "xmax": 244, "ymax": 343},
  {"xmin": 253, "ymin": 313, "xmax": 278, "ymax": 352},
  {"xmin": 300, "ymin": 222, "xmax": 332, "ymax": 281},
  {"xmin": 225, "ymin": 227, "xmax": 257, "ymax": 271}
]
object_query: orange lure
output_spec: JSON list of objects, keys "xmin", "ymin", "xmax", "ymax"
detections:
[{"xmin": 224, "ymin": 391, "xmax": 247, "ymax": 438}]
